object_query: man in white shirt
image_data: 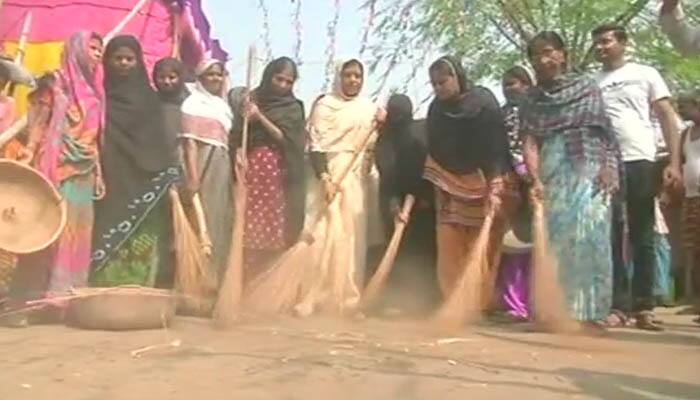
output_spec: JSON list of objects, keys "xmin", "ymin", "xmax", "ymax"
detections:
[
  {"xmin": 660, "ymin": 0, "xmax": 700, "ymax": 56},
  {"xmin": 592, "ymin": 24, "xmax": 682, "ymax": 331}
]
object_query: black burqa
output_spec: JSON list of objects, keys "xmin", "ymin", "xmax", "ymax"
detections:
[
  {"xmin": 91, "ymin": 36, "xmax": 179, "ymax": 271},
  {"xmin": 153, "ymin": 57, "xmax": 190, "ymax": 146},
  {"xmin": 373, "ymin": 94, "xmax": 438, "ymax": 313},
  {"xmin": 427, "ymin": 56, "xmax": 511, "ymax": 178},
  {"xmin": 236, "ymin": 57, "xmax": 307, "ymax": 244}
]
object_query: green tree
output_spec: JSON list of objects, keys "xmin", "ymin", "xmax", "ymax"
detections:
[{"xmin": 368, "ymin": 0, "xmax": 700, "ymax": 94}]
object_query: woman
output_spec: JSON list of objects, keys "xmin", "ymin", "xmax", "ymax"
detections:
[
  {"xmin": 91, "ymin": 36, "xmax": 180, "ymax": 287},
  {"xmin": 375, "ymin": 93, "xmax": 437, "ymax": 313},
  {"xmin": 496, "ymin": 66, "xmax": 535, "ymax": 321},
  {"xmin": 2, "ymin": 32, "xmax": 104, "ymax": 328},
  {"xmin": 180, "ymin": 59, "xmax": 234, "ymax": 284},
  {"xmin": 152, "ymin": 57, "xmax": 191, "ymax": 287},
  {"xmin": 424, "ymin": 56, "xmax": 517, "ymax": 307},
  {"xmin": 295, "ymin": 58, "xmax": 384, "ymax": 316},
  {"xmin": 238, "ymin": 57, "xmax": 306, "ymax": 275},
  {"xmin": 520, "ymin": 31, "xmax": 619, "ymax": 325}
]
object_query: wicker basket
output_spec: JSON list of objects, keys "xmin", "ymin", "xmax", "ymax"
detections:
[{"xmin": 66, "ymin": 286, "xmax": 176, "ymax": 331}]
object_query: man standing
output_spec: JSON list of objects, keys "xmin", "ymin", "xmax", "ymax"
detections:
[
  {"xmin": 592, "ymin": 24, "xmax": 683, "ymax": 331},
  {"xmin": 660, "ymin": 0, "xmax": 700, "ymax": 57}
]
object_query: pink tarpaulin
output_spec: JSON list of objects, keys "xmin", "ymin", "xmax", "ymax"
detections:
[{"xmin": 0, "ymin": 0, "xmax": 227, "ymax": 72}]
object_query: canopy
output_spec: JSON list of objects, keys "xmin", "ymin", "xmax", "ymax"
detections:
[{"xmin": 0, "ymin": 0, "xmax": 228, "ymax": 112}]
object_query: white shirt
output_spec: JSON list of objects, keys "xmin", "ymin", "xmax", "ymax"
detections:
[
  {"xmin": 596, "ymin": 63, "xmax": 672, "ymax": 162},
  {"xmin": 683, "ymin": 124, "xmax": 700, "ymax": 197}
]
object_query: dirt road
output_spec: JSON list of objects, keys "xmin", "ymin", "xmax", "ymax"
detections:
[{"xmin": 1, "ymin": 308, "xmax": 699, "ymax": 400}]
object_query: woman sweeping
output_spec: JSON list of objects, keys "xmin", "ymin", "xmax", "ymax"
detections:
[
  {"xmin": 237, "ymin": 57, "xmax": 306, "ymax": 277},
  {"xmin": 520, "ymin": 31, "xmax": 619, "ymax": 327},
  {"xmin": 91, "ymin": 36, "xmax": 180, "ymax": 287},
  {"xmin": 180, "ymin": 59, "xmax": 234, "ymax": 287},
  {"xmin": 374, "ymin": 93, "xmax": 437, "ymax": 314},
  {"xmin": 295, "ymin": 58, "xmax": 384, "ymax": 317},
  {"xmin": 11, "ymin": 31, "xmax": 105, "ymax": 305},
  {"xmin": 495, "ymin": 66, "xmax": 535, "ymax": 322},
  {"xmin": 424, "ymin": 56, "xmax": 517, "ymax": 308},
  {"xmin": 152, "ymin": 57, "xmax": 191, "ymax": 287}
]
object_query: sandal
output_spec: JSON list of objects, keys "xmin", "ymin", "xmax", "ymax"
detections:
[
  {"xmin": 636, "ymin": 311, "xmax": 664, "ymax": 332},
  {"xmin": 604, "ymin": 309, "xmax": 631, "ymax": 328}
]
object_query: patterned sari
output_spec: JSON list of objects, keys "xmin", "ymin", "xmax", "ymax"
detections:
[
  {"xmin": 13, "ymin": 31, "xmax": 104, "ymax": 299},
  {"xmin": 520, "ymin": 74, "xmax": 620, "ymax": 321}
]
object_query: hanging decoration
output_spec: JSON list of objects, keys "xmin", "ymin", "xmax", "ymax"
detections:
[
  {"xmin": 321, "ymin": 0, "xmax": 341, "ymax": 93},
  {"xmin": 292, "ymin": 0, "xmax": 303, "ymax": 65},
  {"xmin": 358, "ymin": 0, "xmax": 377, "ymax": 58},
  {"xmin": 258, "ymin": 0, "xmax": 274, "ymax": 62}
]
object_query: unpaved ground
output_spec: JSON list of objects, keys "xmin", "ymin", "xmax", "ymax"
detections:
[{"xmin": 1, "ymin": 308, "xmax": 699, "ymax": 400}]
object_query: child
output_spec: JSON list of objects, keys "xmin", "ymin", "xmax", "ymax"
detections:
[{"xmin": 677, "ymin": 91, "xmax": 700, "ymax": 324}]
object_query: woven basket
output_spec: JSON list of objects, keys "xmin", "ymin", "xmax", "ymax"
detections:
[{"xmin": 66, "ymin": 286, "xmax": 175, "ymax": 331}]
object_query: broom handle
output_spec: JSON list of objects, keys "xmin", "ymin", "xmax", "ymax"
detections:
[
  {"xmin": 0, "ymin": 115, "xmax": 27, "ymax": 149},
  {"xmin": 361, "ymin": 194, "xmax": 415, "ymax": 308},
  {"xmin": 241, "ymin": 46, "xmax": 257, "ymax": 160},
  {"xmin": 105, "ymin": 0, "xmax": 152, "ymax": 42},
  {"xmin": 302, "ymin": 124, "xmax": 378, "ymax": 238},
  {"xmin": 192, "ymin": 193, "xmax": 212, "ymax": 253}
]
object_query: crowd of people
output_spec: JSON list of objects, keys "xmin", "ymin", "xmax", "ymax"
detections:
[{"xmin": 0, "ymin": 6, "xmax": 698, "ymax": 333}]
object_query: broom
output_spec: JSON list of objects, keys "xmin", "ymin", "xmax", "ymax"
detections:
[
  {"xmin": 530, "ymin": 197, "xmax": 577, "ymax": 333},
  {"xmin": 244, "ymin": 124, "xmax": 379, "ymax": 315},
  {"xmin": 360, "ymin": 194, "xmax": 415, "ymax": 310},
  {"xmin": 432, "ymin": 209, "xmax": 496, "ymax": 327},
  {"xmin": 213, "ymin": 45, "xmax": 256, "ymax": 326},
  {"xmin": 170, "ymin": 188, "xmax": 213, "ymax": 312}
]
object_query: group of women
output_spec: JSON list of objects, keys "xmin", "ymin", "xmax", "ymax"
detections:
[{"xmin": 4, "ymin": 27, "xmax": 622, "ymax": 330}]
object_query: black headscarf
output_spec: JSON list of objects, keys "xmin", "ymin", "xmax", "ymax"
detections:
[
  {"xmin": 153, "ymin": 57, "xmax": 190, "ymax": 105},
  {"xmin": 427, "ymin": 56, "xmax": 511, "ymax": 178},
  {"xmin": 376, "ymin": 94, "xmax": 430, "ymax": 223},
  {"xmin": 245, "ymin": 57, "xmax": 307, "ymax": 244},
  {"xmin": 103, "ymin": 35, "xmax": 176, "ymax": 172}
]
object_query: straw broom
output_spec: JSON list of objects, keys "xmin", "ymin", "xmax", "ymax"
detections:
[
  {"xmin": 530, "ymin": 197, "xmax": 577, "ymax": 333},
  {"xmin": 360, "ymin": 194, "xmax": 415, "ymax": 310},
  {"xmin": 170, "ymin": 188, "xmax": 213, "ymax": 313},
  {"xmin": 432, "ymin": 209, "xmax": 496, "ymax": 327},
  {"xmin": 244, "ymin": 124, "xmax": 379, "ymax": 315},
  {"xmin": 213, "ymin": 45, "xmax": 256, "ymax": 326}
]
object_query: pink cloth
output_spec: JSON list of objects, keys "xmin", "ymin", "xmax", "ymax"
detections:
[
  {"xmin": 37, "ymin": 31, "xmax": 104, "ymax": 186},
  {"xmin": 0, "ymin": 0, "xmax": 227, "ymax": 72}
]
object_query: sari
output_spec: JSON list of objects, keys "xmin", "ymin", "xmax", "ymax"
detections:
[
  {"xmin": 180, "ymin": 59, "xmax": 234, "ymax": 283},
  {"xmin": 11, "ymin": 31, "xmax": 104, "ymax": 300},
  {"xmin": 295, "ymin": 58, "xmax": 379, "ymax": 316},
  {"xmin": 424, "ymin": 56, "xmax": 518, "ymax": 301},
  {"xmin": 520, "ymin": 73, "xmax": 619, "ymax": 322},
  {"xmin": 91, "ymin": 36, "xmax": 180, "ymax": 287},
  {"xmin": 237, "ymin": 57, "xmax": 306, "ymax": 275}
]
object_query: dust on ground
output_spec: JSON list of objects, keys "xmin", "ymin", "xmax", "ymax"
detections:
[{"xmin": 1, "ymin": 308, "xmax": 699, "ymax": 400}]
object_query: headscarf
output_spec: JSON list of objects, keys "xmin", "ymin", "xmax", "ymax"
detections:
[
  {"xmin": 245, "ymin": 57, "xmax": 307, "ymax": 242},
  {"xmin": 426, "ymin": 55, "xmax": 510, "ymax": 177},
  {"xmin": 307, "ymin": 58, "xmax": 378, "ymax": 153},
  {"xmin": 153, "ymin": 57, "xmax": 189, "ymax": 105},
  {"xmin": 181, "ymin": 59, "xmax": 232, "ymax": 148},
  {"xmin": 376, "ymin": 94, "xmax": 429, "ymax": 199},
  {"xmin": 37, "ymin": 31, "xmax": 105, "ymax": 185},
  {"xmin": 519, "ymin": 73, "xmax": 621, "ymax": 191},
  {"xmin": 103, "ymin": 35, "xmax": 175, "ymax": 171}
]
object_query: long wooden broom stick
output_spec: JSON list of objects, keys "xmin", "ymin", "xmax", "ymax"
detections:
[
  {"xmin": 244, "ymin": 123, "xmax": 379, "ymax": 315},
  {"xmin": 360, "ymin": 194, "xmax": 415, "ymax": 310},
  {"xmin": 213, "ymin": 45, "xmax": 256, "ymax": 326},
  {"xmin": 104, "ymin": 0, "xmax": 152, "ymax": 42},
  {"xmin": 433, "ymin": 209, "xmax": 496, "ymax": 327}
]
